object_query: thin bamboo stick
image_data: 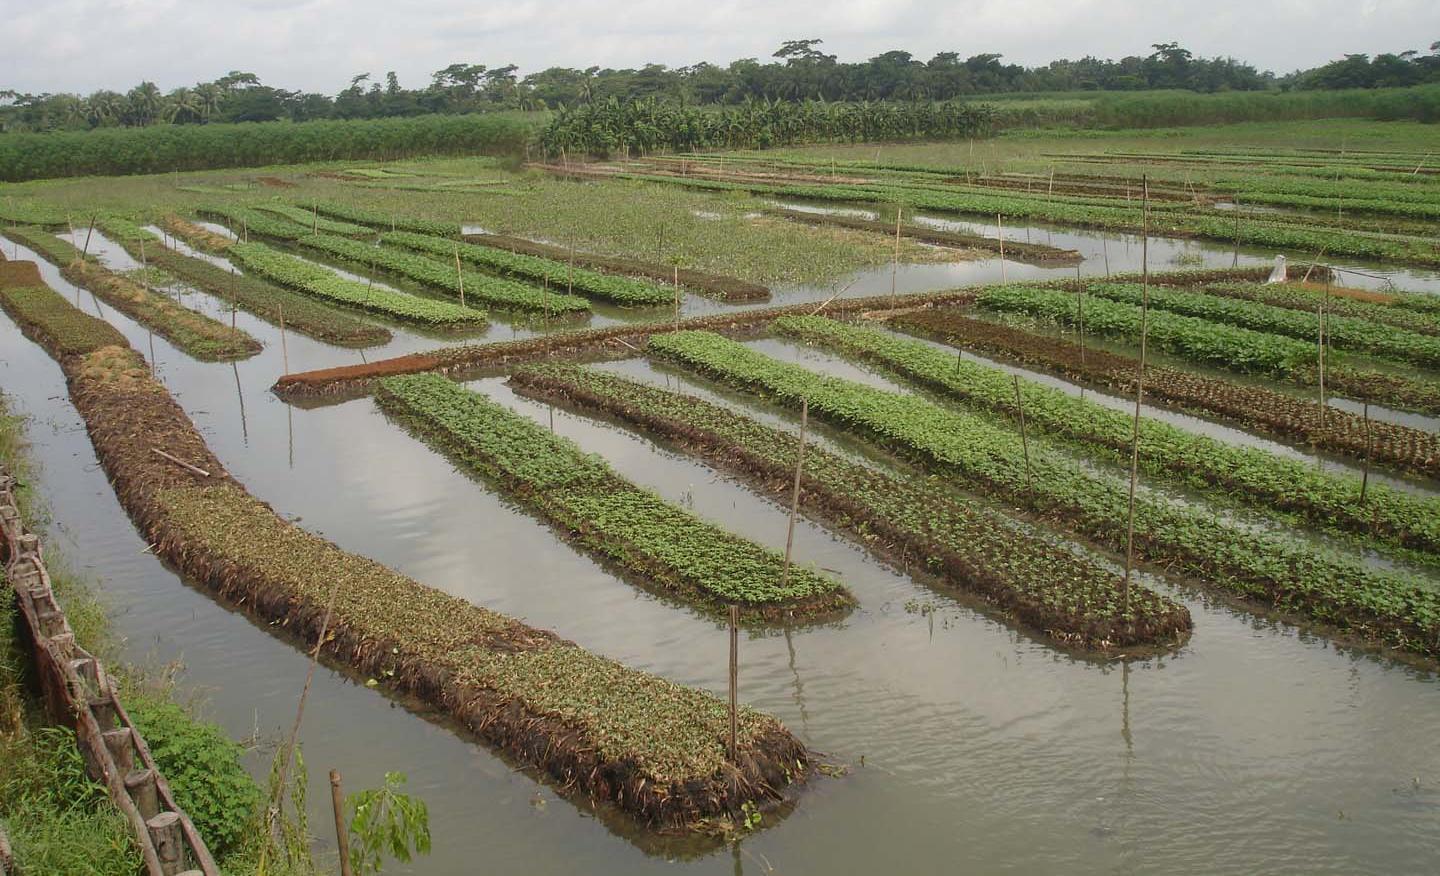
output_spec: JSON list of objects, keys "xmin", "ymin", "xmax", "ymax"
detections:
[
  {"xmin": 1121, "ymin": 175, "xmax": 1152, "ymax": 616},
  {"xmin": 780, "ymin": 398, "xmax": 809, "ymax": 590}
]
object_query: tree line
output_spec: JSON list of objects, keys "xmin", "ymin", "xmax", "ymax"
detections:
[{"xmin": 4, "ymin": 39, "xmax": 1438, "ymax": 134}]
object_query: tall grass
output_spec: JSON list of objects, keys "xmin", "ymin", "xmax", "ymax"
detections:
[
  {"xmin": 1092, "ymin": 85, "xmax": 1440, "ymax": 128},
  {"xmin": 0, "ymin": 112, "xmax": 546, "ymax": 182}
]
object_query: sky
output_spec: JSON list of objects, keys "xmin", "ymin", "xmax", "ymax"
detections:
[{"xmin": 3, "ymin": 0, "xmax": 1437, "ymax": 95}]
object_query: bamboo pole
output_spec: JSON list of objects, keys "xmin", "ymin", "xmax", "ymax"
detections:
[
  {"xmin": 1076, "ymin": 271, "xmax": 1086, "ymax": 370},
  {"xmin": 1013, "ymin": 375, "xmax": 1033, "ymax": 496},
  {"xmin": 780, "ymin": 398, "xmax": 809, "ymax": 590},
  {"xmin": 1360, "ymin": 401, "xmax": 1371, "ymax": 504},
  {"xmin": 997, "ymin": 213, "xmax": 1006, "ymax": 283},
  {"xmin": 727, "ymin": 604, "xmax": 739, "ymax": 762},
  {"xmin": 1121, "ymin": 176, "xmax": 1152, "ymax": 616},
  {"xmin": 673, "ymin": 265, "xmax": 680, "ymax": 331},
  {"xmin": 82, "ymin": 216, "xmax": 96, "ymax": 260},
  {"xmin": 1317, "ymin": 291, "xmax": 1327, "ymax": 432},
  {"xmin": 890, "ymin": 207, "xmax": 901, "ymax": 302},
  {"xmin": 278, "ymin": 304, "xmax": 289, "ymax": 374},
  {"xmin": 330, "ymin": 770, "xmax": 353, "ymax": 876},
  {"xmin": 454, "ymin": 248, "xmax": 466, "ymax": 308}
]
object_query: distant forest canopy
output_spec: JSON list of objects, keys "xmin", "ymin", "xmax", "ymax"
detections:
[{"xmin": 3, "ymin": 39, "xmax": 1440, "ymax": 133}]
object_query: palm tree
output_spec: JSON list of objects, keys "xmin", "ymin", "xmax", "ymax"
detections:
[
  {"xmin": 194, "ymin": 83, "xmax": 224, "ymax": 122},
  {"xmin": 126, "ymin": 81, "xmax": 163, "ymax": 126}
]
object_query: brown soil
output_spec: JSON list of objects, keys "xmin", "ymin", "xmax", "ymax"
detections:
[{"xmin": 257, "ymin": 176, "xmax": 297, "ymax": 188}]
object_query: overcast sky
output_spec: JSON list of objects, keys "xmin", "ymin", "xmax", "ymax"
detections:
[{"xmin": 4, "ymin": 0, "xmax": 1437, "ymax": 95}]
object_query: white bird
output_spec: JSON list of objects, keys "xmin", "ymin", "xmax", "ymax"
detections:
[{"xmin": 1265, "ymin": 254, "xmax": 1287, "ymax": 284}]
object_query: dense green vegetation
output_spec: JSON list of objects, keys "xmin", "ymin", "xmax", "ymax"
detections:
[
  {"xmin": 976, "ymin": 284, "xmax": 1318, "ymax": 374},
  {"xmin": 384, "ymin": 231, "xmax": 673, "ymax": 306},
  {"xmin": 775, "ymin": 315, "xmax": 1440, "ymax": 558},
  {"xmin": 648, "ymin": 330, "xmax": 1440, "ymax": 657},
  {"xmin": 375, "ymin": 372, "xmax": 852, "ymax": 618},
  {"xmin": 4, "ymin": 225, "xmax": 263, "ymax": 360},
  {"xmin": 540, "ymin": 97, "xmax": 996, "ymax": 156},
  {"xmin": 510, "ymin": 363, "xmax": 1190, "ymax": 647},
  {"xmin": 251, "ymin": 203, "xmax": 372, "ymax": 237},
  {"xmin": 311, "ymin": 202, "xmax": 459, "ymax": 237},
  {"xmin": 227, "ymin": 241, "xmax": 488, "ymax": 328},
  {"xmin": 95, "ymin": 217, "xmax": 393, "ymax": 347},
  {"xmin": 1086, "ymin": 283, "xmax": 1440, "ymax": 369},
  {"xmin": 889, "ymin": 307, "xmax": 1440, "ymax": 480},
  {"xmin": 294, "ymin": 233, "xmax": 591, "ymax": 314},
  {"xmin": 0, "ymin": 113, "xmax": 538, "ymax": 182}
]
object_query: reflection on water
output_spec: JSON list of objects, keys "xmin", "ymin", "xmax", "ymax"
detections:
[{"xmin": 2, "ymin": 215, "xmax": 1439, "ymax": 875}]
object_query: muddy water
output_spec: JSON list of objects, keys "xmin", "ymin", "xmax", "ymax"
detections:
[{"xmin": 3, "ymin": 226, "xmax": 1440, "ymax": 876}]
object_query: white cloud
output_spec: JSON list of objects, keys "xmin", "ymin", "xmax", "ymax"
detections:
[{"xmin": 2, "ymin": 0, "xmax": 1435, "ymax": 94}]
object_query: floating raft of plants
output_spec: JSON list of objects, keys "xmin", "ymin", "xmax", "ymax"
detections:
[
  {"xmin": 96, "ymin": 216, "xmax": 393, "ymax": 348},
  {"xmin": 508, "ymin": 363, "xmax": 1190, "ymax": 649},
  {"xmin": 375, "ymin": 372, "xmax": 854, "ymax": 621},
  {"xmin": 3, "ymin": 225, "xmax": 261, "ymax": 362},
  {"xmin": 227, "ymin": 241, "xmax": 488, "ymax": 330},
  {"xmin": 889, "ymin": 308, "xmax": 1440, "ymax": 480},
  {"xmin": 647, "ymin": 329, "xmax": 1440, "ymax": 660},
  {"xmin": 775, "ymin": 315, "xmax": 1440, "ymax": 560},
  {"xmin": 459, "ymin": 231, "xmax": 772, "ymax": 302},
  {"xmin": 269, "ymin": 266, "xmax": 1279, "ymax": 398},
  {"xmin": 764, "ymin": 206, "xmax": 1081, "ymax": 263},
  {"xmin": 383, "ymin": 232, "xmax": 674, "ymax": 306},
  {"xmin": 0, "ymin": 257, "xmax": 815, "ymax": 831},
  {"xmin": 294, "ymin": 232, "xmax": 591, "ymax": 315}
]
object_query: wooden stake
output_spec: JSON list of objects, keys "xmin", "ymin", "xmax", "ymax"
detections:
[
  {"xmin": 279, "ymin": 304, "xmax": 289, "ymax": 374},
  {"xmin": 1076, "ymin": 272, "xmax": 1086, "ymax": 370},
  {"xmin": 673, "ymin": 264, "xmax": 680, "ymax": 331},
  {"xmin": 1360, "ymin": 401, "xmax": 1371, "ymax": 503},
  {"xmin": 150, "ymin": 447, "xmax": 210, "ymax": 477},
  {"xmin": 1317, "ymin": 286, "xmax": 1327, "ymax": 432},
  {"xmin": 891, "ymin": 207, "xmax": 901, "ymax": 302},
  {"xmin": 997, "ymin": 213, "xmax": 1006, "ymax": 283},
  {"xmin": 1121, "ymin": 176, "xmax": 1152, "ymax": 616},
  {"xmin": 727, "ymin": 604, "xmax": 739, "ymax": 762},
  {"xmin": 454, "ymin": 248, "xmax": 465, "ymax": 308},
  {"xmin": 1102, "ymin": 235, "xmax": 1110, "ymax": 278},
  {"xmin": 1013, "ymin": 375, "xmax": 1033, "ymax": 496},
  {"xmin": 330, "ymin": 770, "xmax": 354, "ymax": 876},
  {"xmin": 781, "ymin": 398, "xmax": 809, "ymax": 590},
  {"xmin": 82, "ymin": 216, "xmax": 96, "ymax": 260},
  {"xmin": 1232, "ymin": 200, "xmax": 1241, "ymax": 268},
  {"xmin": 312, "ymin": 203, "xmax": 318, "ymax": 235}
]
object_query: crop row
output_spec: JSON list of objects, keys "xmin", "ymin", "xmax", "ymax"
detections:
[
  {"xmin": 374, "ymin": 373, "xmax": 853, "ymax": 619},
  {"xmin": 776, "ymin": 315, "xmax": 1440, "ymax": 558},
  {"xmin": 310, "ymin": 202, "xmax": 460, "ymax": 237},
  {"xmin": 977, "ymin": 284, "xmax": 1440, "ymax": 412},
  {"xmin": 94, "ymin": 218, "xmax": 392, "ymax": 347},
  {"xmin": 293, "ymin": 233, "xmax": 591, "ymax": 315},
  {"xmin": 383, "ymin": 232, "xmax": 674, "ymax": 306},
  {"xmin": 647, "ymin": 330, "xmax": 1440, "ymax": 658},
  {"xmin": 4, "ymin": 225, "xmax": 261, "ymax": 361},
  {"xmin": 0, "ymin": 260, "xmax": 130, "ymax": 355},
  {"xmin": 508, "ymin": 363, "xmax": 1191, "ymax": 648},
  {"xmin": 977, "ymin": 284, "xmax": 1318, "ymax": 374},
  {"xmin": 0, "ymin": 262, "xmax": 806, "ymax": 828},
  {"xmin": 1203, "ymin": 282, "xmax": 1440, "ymax": 337},
  {"xmin": 616, "ymin": 172, "xmax": 1440, "ymax": 267},
  {"xmin": 199, "ymin": 204, "xmax": 317, "ymax": 242},
  {"xmin": 1087, "ymin": 283, "xmax": 1440, "ymax": 370},
  {"xmin": 890, "ymin": 308, "xmax": 1440, "ymax": 480},
  {"xmin": 251, "ymin": 203, "xmax": 372, "ymax": 237},
  {"xmin": 227, "ymin": 241, "xmax": 487, "ymax": 329}
]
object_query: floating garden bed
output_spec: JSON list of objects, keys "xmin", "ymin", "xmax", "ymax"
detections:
[{"xmin": 374, "ymin": 372, "xmax": 854, "ymax": 621}]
